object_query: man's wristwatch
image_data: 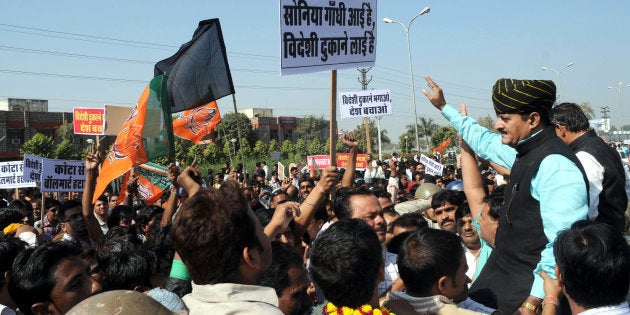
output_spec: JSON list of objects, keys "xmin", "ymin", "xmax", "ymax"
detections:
[{"xmin": 521, "ymin": 302, "xmax": 542, "ymax": 314}]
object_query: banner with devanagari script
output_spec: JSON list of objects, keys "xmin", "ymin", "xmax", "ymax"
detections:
[
  {"xmin": 41, "ymin": 159, "xmax": 86, "ymax": 192},
  {"xmin": 22, "ymin": 154, "xmax": 43, "ymax": 183},
  {"xmin": 280, "ymin": 0, "xmax": 377, "ymax": 75},
  {"xmin": 0, "ymin": 161, "xmax": 37, "ymax": 189},
  {"xmin": 339, "ymin": 89, "xmax": 392, "ymax": 119},
  {"xmin": 73, "ymin": 107, "xmax": 105, "ymax": 135}
]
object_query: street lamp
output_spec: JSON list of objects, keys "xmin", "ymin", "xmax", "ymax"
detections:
[
  {"xmin": 608, "ymin": 82, "xmax": 630, "ymax": 139},
  {"xmin": 404, "ymin": 135, "xmax": 409, "ymax": 154},
  {"xmin": 541, "ymin": 61, "xmax": 574, "ymax": 100},
  {"xmin": 229, "ymin": 138, "xmax": 237, "ymax": 164},
  {"xmin": 384, "ymin": 6, "xmax": 431, "ymax": 153}
]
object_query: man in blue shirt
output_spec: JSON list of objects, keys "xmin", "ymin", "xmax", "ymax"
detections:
[{"xmin": 422, "ymin": 76, "xmax": 588, "ymax": 314}]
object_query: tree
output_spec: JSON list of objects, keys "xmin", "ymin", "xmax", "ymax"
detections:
[
  {"xmin": 398, "ymin": 133, "xmax": 414, "ymax": 154},
  {"xmin": 281, "ymin": 140, "xmax": 294, "ymax": 159},
  {"xmin": 579, "ymin": 102, "xmax": 595, "ymax": 120},
  {"xmin": 186, "ymin": 144, "xmax": 205, "ymax": 165},
  {"xmin": 294, "ymin": 138, "xmax": 308, "ymax": 158},
  {"xmin": 296, "ymin": 116, "xmax": 329, "ymax": 144},
  {"xmin": 308, "ymin": 137, "xmax": 325, "ymax": 154},
  {"xmin": 21, "ymin": 133, "xmax": 55, "ymax": 158},
  {"xmin": 268, "ymin": 139, "xmax": 279, "ymax": 152},
  {"xmin": 55, "ymin": 139, "xmax": 82, "ymax": 160},
  {"xmin": 203, "ymin": 142, "xmax": 224, "ymax": 165},
  {"xmin": 418, "ymin": 117, "xmax": 439, "ymax": 149},
  {"xmin": 237, "ymin": 137, "xmax": 252, "ymax": 160},
  {"xmin": 431, "ymin": 126, "xmax": 458, "ymax": 148},
  {"xmin": 350, "ymin": 120, "xmax": 390, "ymax": 153},
  {"xmin": 215, "ymin": 112, "xmax": 254, "ymax": 149},
  {"xmin": 253, "ymin": 140, "xmax": 268, "ymax": 159}
]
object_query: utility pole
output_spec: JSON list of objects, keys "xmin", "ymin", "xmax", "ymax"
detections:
[
  {"xmin": 357, "ymin": 68, "xmax": 372, "ymax": 154},
  {"xmin": 601, "ymin": 106, "xmax": 611, "ymax": 140}
]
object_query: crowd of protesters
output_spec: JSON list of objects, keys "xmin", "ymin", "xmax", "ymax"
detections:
[{"xmin": 2, "ymin": 79, "xmax": 630, "ymax": 315}]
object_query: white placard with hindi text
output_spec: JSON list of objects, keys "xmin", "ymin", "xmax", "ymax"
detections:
[
  {"xmin": 280, "ymin": 0, "xmax": 377, "ymax": 75},
  {"xmin": 0, "ymin": 161, "xmax": 37, "ymax": 189},
  {"xmin": 41, "ymin": 159, "xmax": 86, "ymax": 192},
  {"xmin": 420, "ymin": 154, "xmax": 444, "ymax": 177},
  {"xmin": 339, "ymin": 89, "xmax": 392, "ymax": 119}
]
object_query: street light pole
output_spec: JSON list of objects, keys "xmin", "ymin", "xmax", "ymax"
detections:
[
  {"xmin": 608, "ymin": 82, "xmax": 630, "ymax": 139},
  {"xmin": 384, "ymin": 6, "xmax": 430, "ymax": 153},
  {"xmin": 541, "ymin": 61, "xmax": 574, "ymax": 100}
]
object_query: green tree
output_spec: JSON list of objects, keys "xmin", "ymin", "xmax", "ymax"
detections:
[
  {"xmin": 268, "ymin": 139, "xmax": 279, "ymax": 152},
  {"xmin": 237, "ymin": 137, "xmax": 252, "ymax": 159},
  {"xmin": 418, "ymin": 117, "xmax": 439, "ymax": 151},
  {"xmin": 174, "ymin": 138, "xmax": 192, "ymax": 163},
  {"xmin": 296, "ymin": 116, "xmax": 329, "ymax": 144},
  {"xmin": 308, "ymin": 137, "xmax": 325, "ymax": 154},
  {"xmin": 55, "ymin": 139, "xmax": 82, "ymax": 160},
  {"xmin": 253, "ymin": 140, "xmax": 268, "ymax": 159},
  {"xmin": 281, "ymin": 140, "xmax": 294, "ymax": 159},
  {"xmin": 203, "ymin": 142, "xmax": 224, "ymax": 164},
  {"xmin": 56, "ymin": 122, "xmax": 75, "ymax": 142},
  {"xmin": 186, "ymin": 144, "xmax": 205, "ymax": 165},
  {"xmin": 397, "ymin": 133, "xmax": 414, "ymax": 154},
  {"xmin": 431, "ymin": 126, "xmax": 458, "ymax": 148},
  {"xmin": 215, "ymin": 112, "xmax": 254, "ymax": 149},
  {"xmin": 294, "ymin": 138, "xmax": 308, "ymax": 157},
  {"xmin": 21, "ymin": 133, "xmax": 55, "ymax": 158}
]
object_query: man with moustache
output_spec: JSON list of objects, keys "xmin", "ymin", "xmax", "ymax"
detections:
[
  {"xmin": 431, "ymin": 190, "xmax": 465, "ymax": 233},
  {"xmin": 423, "ymin": 77, "xmax": 588, "ymax": 314}
]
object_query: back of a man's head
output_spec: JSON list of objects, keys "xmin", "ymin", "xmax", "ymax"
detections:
[
  {"xmin": 555, "ymin": 221, "xmax": 630, "ymax": 309},
  {"xmin": 551, "ymin": 102, "xmax": 590, "ymax": 133},
  {"xmin": 398, "ymin": 228, "xmax": 464, "ymax": 297},
  {"xmin": 332, "ymin": 186, "xmax": 375, "ymax": 220},
  {"xmin": 170, "ymin": 181, "xmax": 262, "ymax": 285},
  {"xmin": 309, "ymin": 219, "xmax": 382, "ymax": 308}
]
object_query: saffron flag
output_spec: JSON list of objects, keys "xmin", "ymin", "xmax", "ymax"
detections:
[
  {"xmin": 432, "ymin": 138, "xmax": 452, "ymax": 154},
  {"xmin": 119, "ymin": 162, "xmax": 170, "ymax": 205},
  {"xmin": 93, "ymin": 75, "xmax": 173, "ymax": 203},
  {"xmin": 154, "ymin": 19, "xmax": 235, "ymax": 113},
  {"xmin": 172, "ymin": 101, "xmax": 222, "ymax": 143}
]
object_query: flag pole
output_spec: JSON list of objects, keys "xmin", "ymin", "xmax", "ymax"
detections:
[
  {"xmin": 232, "ymin": 94, "xmax": 247, "ymax": 173},
  {"xmin": 330, "ymin": 70, "xmax": 337, "ymax": 166}
]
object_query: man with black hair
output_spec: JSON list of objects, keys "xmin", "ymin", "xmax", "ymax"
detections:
[
  {"xmin": 9, "ymin": 242, "xmax": 101, "ymax": 315},
  {"xmin": 431, "ymin": 190, "xmax": 465, "ymax": 233},
  {"xmin": 58, "ymin": 200, "xmax": 96, "ymax": 248},
  {"xmin": 384, "ymin": 228, "xmax": 491, "ymax": 314},
  {"xmin": 259, "ymin": 242, "xmax": 313, "ymax": 315},
  {"xmin": 310, "ymin": 219, "xmax": 390, "ymax": 313},
  {"xmin": 552, "ymin": 102, "xmax": 629, "ymax": 233},
  {"xmin": 297, "ymin": 176, "xmax": 314, "ymax": 203},
  {"xmin": 331, "ymin": 187, "xmax": 397, "ymax": 297},
  {"xmin": 424, "ymin": 76, "xmax": 588, "ymax": 313},
  {"xmin": 0, "ymin": 238, "xmax": 27, "ymax": 315},
  {"xmin": 540, "ymin": 221, "xmax": 630, "ymax": 314},
  {"xmin": 456, "ymin": 204, "xmax": 483, "ymax": 282},
  {"xmin": 170, "ymin": 180, "xmax": 282, "ymax": 314}
]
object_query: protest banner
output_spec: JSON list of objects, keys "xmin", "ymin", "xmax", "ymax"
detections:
[
  {"xmin": 119, "ymin": 162, "xmax": 170, "ymax": 204},
  {"xmin": 280, "ymin": 0, "xmax": 377, "ymax": 75},
  {"xmin": 339, "ymin": 89, "xmax": 392, "ymax": 119},
  {"xmin": 420, "ymin": 154, "xmax": 444, "ymax": 177},
  {"xmin": 41, "ymin": 159, "xmax": 86, "ymax": 192},
  {"xmin": 307, "ymin": 153, "xmax": 368, "ymax": 171},
  {"xmin": 73, "ymin": 107, "xmax": 105, "ymax": 135},
  {"xmin": 22, "ymin": 154, "xmax": 43, "ymax": 183},
  {"xmin": 0, "ymin": 161, "xmax": 36, "ymax": 189},
  {"xmin": 104, "ymin": 105, "xmax": 134, "ymax": 136}
]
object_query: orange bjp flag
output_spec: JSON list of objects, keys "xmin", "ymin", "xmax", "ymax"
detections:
[
  {"xmin": 172, "ymin": 101, "xmax": 221, "ymax": 144},
  {"xmin": 432, "ymin": 138, "xmax": 452, "ymax": 154}
]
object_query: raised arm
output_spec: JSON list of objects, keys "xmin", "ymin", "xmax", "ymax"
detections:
[
  {"xmin": 161, "ymin": 163, "xmax": 180, "ymax": 227},
  {"xmin": 459, "ymin": 104, "xmax": 487, "ymax": 219},
  {"xmin": 293, "ymin": 166, "xmax": 339, "ymax": 237},
  {"xmin": 341, "ymin": 133, "xmax": 358, "ymax": 188},
  {"xmin": 82, "ymin": 151, "xmax": 104, "ymax": 243}
]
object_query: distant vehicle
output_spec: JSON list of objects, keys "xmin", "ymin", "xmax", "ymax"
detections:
[{"xmin": 617, "ymin": 149, "xmax": 629, "ymax": 172}]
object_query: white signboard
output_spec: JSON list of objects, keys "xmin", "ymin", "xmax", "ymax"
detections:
[
  {"xmin": 280, "ymin": 0, "xmax": 377, "ymax": 75},
  {"xmin": 420, "ymin": 154, "xmax": 444, "ymax": 177},
  {"xmin": 23, "ymin": 154, "xmax": 43, "ymax": 183},
  {"xmin": 0, "ymin": 161, "xmax": 37, "ymax": 189},
  {"xmin": 339, "ymin": 89, "xmax": 392, "ymax": 119},
  {"xmin": 41, "ymin": 159, "xmax": 86, "ymax": 192}
]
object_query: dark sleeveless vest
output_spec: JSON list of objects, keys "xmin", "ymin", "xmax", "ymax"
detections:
[
  {"xmin": 469, "ymin": 126, "xmax": 588, "ymax": 313},
  {"xmin": 569, "ymin": 129, "xmax": 627, "ymax": 233}
]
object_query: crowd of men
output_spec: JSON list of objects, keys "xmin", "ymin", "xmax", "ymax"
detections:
[{"xmin": 1, "ymin": 77, "xmax": 630, "ymax": 315}]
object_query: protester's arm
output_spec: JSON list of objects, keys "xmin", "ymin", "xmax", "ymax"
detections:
[
  {"xmin": 422, "ymin": 75, "xmax": 516, "ymax": 169},
  {"xmin": 177, "ymin": 160, "xmax": 202, "ymax": 198},
  {"xmin": 529, "ymin": 155, "xmax": 588, "ymax": 300},
  {"xmin": 387, "ymin": 159, "xmax": 398, "ymax": 204},
  {"xmin": 161, "ymin": 163, "xmax": 180, "ymax": 227},
  {"xmin": 120, "ymin": 175, "xmax": 138, "ymax": 206},
  {"xmin": 293, "ymin": 166, "xmax": 339, "ymax": 237},
  {"xmin": 264, "ymin": 202, "xmax": 300, "ymax": 239},
  {"xmin": 538, "ymin": 271, "xmax": 562, "ymax": 315},
  {"xmin": 82, "ymin": 152, "xmax": 104, "ymax": 243},
  {"xmin": 341, "ymin": 133, "xmax": 358, "ymax": 188},
  {"xmin": 458, "ymin": 103, "xmax": 487, "ymax": 220}
]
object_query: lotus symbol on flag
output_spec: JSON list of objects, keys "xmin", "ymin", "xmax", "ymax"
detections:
[{"xmin": 183, "ymin": 107, "xmax": 217, "ymax": 135}]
